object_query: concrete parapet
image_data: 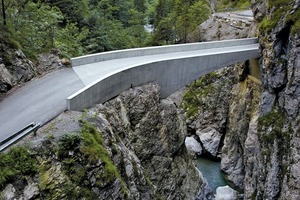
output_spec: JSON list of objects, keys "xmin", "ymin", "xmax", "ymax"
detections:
[
  {"xmin": 67, "ymin": 44, "xmax": 259, "ymax": 111},
  {"xmin": 71, "ymin": 38, "xmax": 258, "ymax": 67}
]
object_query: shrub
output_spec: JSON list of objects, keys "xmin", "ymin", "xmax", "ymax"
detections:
[{"xmin": 0, "ymin": 147, "xmax": 37, "ymax": 189}]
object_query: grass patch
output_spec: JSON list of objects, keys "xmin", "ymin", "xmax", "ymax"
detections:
[
  {"xmin": 80, "ymin": 121, "xmax": 129, "ymax": 198},
  {"xmin": 0, "ymin": 146, "xmax": 37, "ymax": 189}
]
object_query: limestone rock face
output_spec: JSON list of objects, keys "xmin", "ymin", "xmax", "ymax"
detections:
[
  {"xmin": 220, "ymin": 1, "xmax": 300, "ymax": 199},
  {"xmin": 181, "ymin": 66, "xmax": 240, "ymax": 160},
  {"xmin": 0, "ymin": 38, "xmax": 67, "ymax": 98},
  {"xmin": 221, "ymin": 79, "xmax": 261, "ymax": 189},
  {"xmin": 2, "ymin": 184, "xmax": 16, "ymax": 200},
  {"xmin": 36, "ymin": 51, "xmax": 65, "ymax": 75},
  {"xmin": 101, "ymin": 83, "xmax": 206, "ymax": 199},
  {"xmin": 0, "ymin": 83, "xmax": 207, "ymax": 200}
]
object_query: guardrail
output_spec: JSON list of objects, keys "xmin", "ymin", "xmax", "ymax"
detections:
[{"xmin": 0, "ymin": 122, "xmax": 41, "ymax": 152}]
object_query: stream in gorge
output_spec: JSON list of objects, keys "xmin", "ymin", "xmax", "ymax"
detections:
[{"xmin": 195, "ymin": 157, "xmax": 228, "ymax": 194}]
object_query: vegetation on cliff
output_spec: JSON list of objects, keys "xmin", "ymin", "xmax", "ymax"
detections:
[
  {"xmin": 259, "ymin": 0, "xmax": 300, "ymax": 35},
  {"xmin": 0, "ymin": 147, "xmax": 37, "ymax": 189}
]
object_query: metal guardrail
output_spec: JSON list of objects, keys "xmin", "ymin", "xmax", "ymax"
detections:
[{"xmin": 0, "ymin": 122, "xmax": 41, "ymax": 152}]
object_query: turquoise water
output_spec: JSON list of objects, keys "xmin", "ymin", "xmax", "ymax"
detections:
[{"xmin": 195, "ymin": 157, "xmax": 228, "ymax": 193}]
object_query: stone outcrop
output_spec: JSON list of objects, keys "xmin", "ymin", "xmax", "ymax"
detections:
[
  {"xmin": 180, "ymin": 61, "xmax": 241, "ymax": 159},
  {"xmin": 0, "ymin": 83, "xmax": 208, "ymax": 200},
  {"xmin": 0, "ymin": 41, "xmax": 36, "ymax": 98},
  {"xmin": 0, "ymin": 31, "xmax": 68, "ymax": 99},
  {"xmin": 197, "ymin": 127, "xmax": 222, "ymax": 157},
  {"xmin": 188, "ymin": 15, "xmax": 251, "ymax": 42},
  {"xmin": 96, "ymin": 83, "xmax": 208, "ymax": 199}
]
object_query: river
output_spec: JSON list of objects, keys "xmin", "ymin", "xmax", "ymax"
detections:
[{"xmin": 195, "ymin": 157, "xmax": 228, "ymax": 193}]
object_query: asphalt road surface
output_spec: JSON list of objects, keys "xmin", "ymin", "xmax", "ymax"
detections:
[{"xmin": 0, "ymin": 69, "xmax": 84, "ymax": 142}]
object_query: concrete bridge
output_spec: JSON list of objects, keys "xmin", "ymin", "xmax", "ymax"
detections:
[
  {"xmin": 67, "ymin": 38, "xmax": 259, "ymax": 111},
  {"xmin": 0, "ymin": 38, "xmax": 259, "ymax": 145}
]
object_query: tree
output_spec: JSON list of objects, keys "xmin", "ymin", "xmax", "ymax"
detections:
[
  {"xmin": 1, "ymin": 0, "xmax": 6, "ymax": 25},
  {"xmin": 134, "ymin": 0, "xmax": 146, "ymax": 12},
  {"xmin": 173, "ymin": 0, "xmax": 210, "ymax": 42},
  {"xmin": 127, "ymin": 8, "xmax": 148, "ymax": 46}
]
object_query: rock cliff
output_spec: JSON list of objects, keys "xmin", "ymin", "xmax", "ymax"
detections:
[
  {"xmin": 205, "ymin": 1, "xmax": 300, "ymax": 199},
  {"xmin": 0, "ymin": 29, "xmax": 36, "ymax": 98},
  {"xmin": 0, "ymin": 84, "xmax": 209, "ymax": 200},
  {"xmin": 181, "ymin": 1, "xmax": 300, "ymax": 199}
]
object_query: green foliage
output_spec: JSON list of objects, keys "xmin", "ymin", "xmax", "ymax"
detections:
[
  {"xmin": 5, "ymin": 1, "xmax": 64, "ymax": 58},
  {"xmin": 173, "ymin": 0, "xmax": 210, "ymax": 42},
  {"xmin": 180, "ymin": 72, "xmax": 220, "ymax": 118},
  {"xmin": 54, "ymin": 22, "xmax": 88, "ymax": 57},
  {"xmin": 258, "ymin": 107, "xmax": 285, "ymax": 140},
  {"xmin": 0, "ymin": 146, "xmax": 37, "ymax": 189},
  {"xmin": 259, "ymin": 6, "xmax": 290, "ymax": 34},
  {"xmin": 258, "ymin": 0, "xmax": 299, "ymax": 35},
  {"xmin": 1, "ymin": 0, "xmax": 212, "ymax": 59},
  {"xmin": 39, "ymin": 0, "xmax": 89, "ymax": 27},
  {"xmin": 0, "ymin": 25, "xmax": 21, "ymax": 50},
  {"xmin": 80, "ymin": 121, "xmax": 120, "ymax": 182},
  {"xmin": 287, "ymin": 8, "xmax": 300, "ymax": 35},
  {"xmin": 216, "ymin": 0, "xmax": 251, "ymax": 11},
  {"xmin": 79, "ymin": 121, "xmax": 129, "ymax": 197},
  {"xmin": 152, "ymin": 0, "xmax": 210, "ymax": 44},
  {"xmin": 57, "ymin": 133, "xmax": 81, "ymax": 159}
]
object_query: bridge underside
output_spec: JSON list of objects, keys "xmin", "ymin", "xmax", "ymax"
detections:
[{"xmin": 67, "ymin": 44, "xmax": 259, "ymax": 111}]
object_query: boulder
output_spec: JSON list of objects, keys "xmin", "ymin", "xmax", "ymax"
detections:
[
  {"xmin": 215, "ymin": 185, "xmax": 238, "ymax": 200},
  {"xmin": 196, "ymin": 127, "xmax": 222, "ymax": 157},
  {"xmin": 0, "ymin": 64, "xmax": 13, "ymax": 93},
  {"xmin": 185, "ymin": 136, "xmax": 202, "ymax": 156},
  {"xmin": 2, "ymin": 184, "xmax": 16, "ymax": 200}
]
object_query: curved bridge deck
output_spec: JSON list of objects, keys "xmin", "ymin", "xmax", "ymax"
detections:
[
  {"xmin": 68, "ymin": 38, "xmax": 259, "ymax": 111},
  {"xmin": 0, "ymin": 38, "xmax": 259, "ymax": 143}
]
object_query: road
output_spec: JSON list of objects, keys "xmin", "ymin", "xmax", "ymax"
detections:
[
  {"xmin": 214, "ymin": 10, "xmax": 253, "ymax": 22},
  {"xmin": 0, "ymin": 69, "xmax": 84, "ymax": 142}
]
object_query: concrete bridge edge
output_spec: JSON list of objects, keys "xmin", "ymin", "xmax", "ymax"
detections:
[{"xmin": 67, "ymin": 47, "xmax": 260, "ymax": 111}]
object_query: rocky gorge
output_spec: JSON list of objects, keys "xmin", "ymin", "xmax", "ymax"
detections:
[
  {"xmin": 0, "ymin": 83, "xmax": 211, "ymax": 200},
  {"xmin": 1, "ymin": 0, "xmax": 300, "ymax": 199}
]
